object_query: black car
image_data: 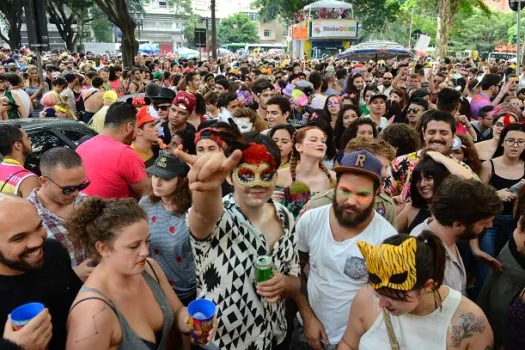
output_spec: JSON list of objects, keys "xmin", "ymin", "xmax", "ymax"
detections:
[{"xmin": 0, "ymin": 118, "xmax": 97, "ymax": 175}]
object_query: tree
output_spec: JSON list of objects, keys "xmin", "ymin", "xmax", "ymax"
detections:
[
  {"xmin": 434, "ymin": 0, "xmax": 489, "ymax": 57},
  {"xmin": 0, "ymin": 0, "xmax": 23, "ymax": 50},
  {"xmin": 218, "ymin": 13, "xmax": 258, "ymax": 44},
  {"xmin": 93, "ymin": 0, "xmax": 141, "ymax": 68},
  {"xmin": 47, "ymin": 0, "xmax": 94, "ymax": 51},
  {"xmin": 354, "ymin": 0, "xmax": 401, "ymax": 35}
]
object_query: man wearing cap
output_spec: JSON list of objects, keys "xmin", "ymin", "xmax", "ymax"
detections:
[
  {"xmin": 363, "ymin": 92, "xmax": 389, "ymax": 131},
  {"xmin": 150, "ymin": 87, "xmax": 175, "ymax": 123},
  {"xmin": 159, "ymin": 91, "xmax": 197, "ymax": 146},
  {"xmin": 470, "ymin": 73, "xmax": 504, "ymax": 118},
  {"xmin": 305, "ymin": 137, "xmax": 398, "ymax": 229},
  {"xmin": 293, "ymin": 150, "xmax": 397, "ymax": 349},
  {"xmin": 131, "ymin": 106, "xmax": 159, "ymax": 167},
  {"xmin": 88, "ymin": 89, "xmax": 118, "ymax": 133}
]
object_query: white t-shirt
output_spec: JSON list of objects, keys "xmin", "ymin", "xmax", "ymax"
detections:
[
  {"xmin": 297, "ymin": 204, "xmax": 397, "ymax": 344},
  {"xmin": 310, "ymin": 93, "xmax": 327, "ymax": 109}
]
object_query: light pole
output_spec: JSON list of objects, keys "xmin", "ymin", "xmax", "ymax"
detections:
[{"xmin": 211, "ymin": 0, "xmax": 217, "ymax": 59}]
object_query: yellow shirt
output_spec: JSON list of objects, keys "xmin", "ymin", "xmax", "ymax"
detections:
[{"xmin": 131, "ymin": 144, "xmax": 154, "ymax": 166}]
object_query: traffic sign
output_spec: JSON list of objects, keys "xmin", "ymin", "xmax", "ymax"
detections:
[
  {"xmin": 509, "ymin": 0, "xmax": 525, "ymax": 12},
  {"xmin": 195, "ymin": 28, "xmax": 206, "ymax": 48}
]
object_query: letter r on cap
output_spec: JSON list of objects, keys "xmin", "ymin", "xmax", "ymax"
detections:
[{"xmin": 355, "ymin": 155, "xmax": 366, "ymax": 168}]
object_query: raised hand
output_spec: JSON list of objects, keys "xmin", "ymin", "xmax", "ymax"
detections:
[{"xmin": 175, "ymin": 145, "xmax": 242, "ymax": 192}]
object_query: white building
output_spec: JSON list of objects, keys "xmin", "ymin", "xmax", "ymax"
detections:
[
  {"xmin": 140, "ymin": 0, "xmax": 186, "ymax": 50},
  {"xmin": 192, "ymin": 0, "xmax": 256, "ymax": 19}
]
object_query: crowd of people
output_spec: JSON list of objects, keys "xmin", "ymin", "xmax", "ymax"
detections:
[{"xmin": 1, "ymin": 47, "xmax": 525, "ymax": 350}]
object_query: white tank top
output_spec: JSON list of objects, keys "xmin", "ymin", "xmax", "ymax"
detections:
[{"xmin": 359, "ymin": 287, "xmax": 462, "ymax": 350}]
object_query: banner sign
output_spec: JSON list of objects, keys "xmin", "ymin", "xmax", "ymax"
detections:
[{"xmin": 310, "ymin": 20, "xmax": 358, "ymax": 39}]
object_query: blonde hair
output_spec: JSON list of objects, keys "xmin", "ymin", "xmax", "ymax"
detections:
[{"xmin": 54, "ymin": 102, "xmax": 77, "ymax": 120}]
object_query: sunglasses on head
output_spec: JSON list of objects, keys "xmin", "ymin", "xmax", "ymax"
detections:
[
  {"xmin": 43, "ymin": 176, "xmax": 90, "ymax": 195},
  {"xmin": 154, "ymin": 105, "xmax": 170, "ymax": 111}
]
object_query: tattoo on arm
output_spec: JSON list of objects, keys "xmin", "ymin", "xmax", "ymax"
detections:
[
  {"xmin": 450, "ymin": 312, "xmax": 486, "ymax": 347},
  {"xmin": 74, "ymin": 306, "xmax": 106, "ymax": 343}
]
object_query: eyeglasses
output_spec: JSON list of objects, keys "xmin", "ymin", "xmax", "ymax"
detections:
[
  {"xmin": 494, "ymin": 122, "xmax": 505, "ymax": 128},
  {"xmin": 43, "ymin": 176, "xmax": 90, "ymax": 195},
  {"xmin": 504, "ymin": 139, "xmax": 525, "ymax": 147},
  {"xmin": 154, "ymin": 105, "xmax": 170, "ymax": 111},
  {"xmin": 407, "ymin": 108, "xmax": 422, "ymax": 114}
]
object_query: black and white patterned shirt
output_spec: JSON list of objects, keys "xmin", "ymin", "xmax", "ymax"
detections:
[{"xmin": 189, "ymin": 194, "xmax": 299, "ymax": 350}]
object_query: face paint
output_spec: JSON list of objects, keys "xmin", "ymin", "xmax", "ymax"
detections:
[
  {"xmin": 232, "ymin": 142, "xmax": 277, "ymax": 188},
  {"xmin": 234, "ymin": 118, "xmax": 253, "ymax": 133},
  {"xmin": 336, "ymin": 187, "xmax": 373, "ymax": 200},
  {"xmin": 358, "ymin": 238, "xmax": 417, "ymax": 291}
]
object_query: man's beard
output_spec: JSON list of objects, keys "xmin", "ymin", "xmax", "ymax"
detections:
[
  {"xmin": 457, "ymin": 223, "xmax": 478, "ymax": 240},
  {"xmin": 383, "ymin": 81, "xmax": 391, "ymax": 87},
  {"xmin": 333, "ymin": 196, "xmax": 375, "ymax": 228},
  {"xmin": 0, "ymin": 246, "xmax": 44, "ymax": 272},
  {"xmin": 22, "ymin": 144, "xmax": 32, "ymax": 157}
]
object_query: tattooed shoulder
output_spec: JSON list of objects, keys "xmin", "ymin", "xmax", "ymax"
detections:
[{"xmin": 449, "ymin": 312, "xmax": 486, "ymax": 348}]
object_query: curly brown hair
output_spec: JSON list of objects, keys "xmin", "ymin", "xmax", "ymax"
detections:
[
  {"xmin": 148, "ymin": 176, "xmax": 191, "ymax": 215},
  {"xmin": 66, "ymin": 197, "xmax": 147, "ymax": 259}
]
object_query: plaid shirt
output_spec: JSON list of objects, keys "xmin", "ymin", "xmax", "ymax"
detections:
[{"xmin": 27, "ymin": 189, "xmax": 87, "ymax": 267}]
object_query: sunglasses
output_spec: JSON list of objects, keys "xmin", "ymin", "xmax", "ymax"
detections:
[
  {"xmin": 154, "ymin": 105, "xmax": 170, "ymax": 111},
  {"xmin": 43, "ymin": 176, "xmax": 90, "ymax": 195},
  {"xmin": 407, "ymin": 108, "xmax": 422, "ymax": 114}
]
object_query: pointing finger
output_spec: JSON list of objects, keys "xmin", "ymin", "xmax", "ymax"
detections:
[{"xmin": 174, "ymin": 145, "xmax": 197, "ymax": 166}]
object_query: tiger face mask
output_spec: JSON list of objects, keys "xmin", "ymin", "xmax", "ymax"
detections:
[{"xmin": 358, "ymin": 238, "xmax": 417, "ymax": 291}]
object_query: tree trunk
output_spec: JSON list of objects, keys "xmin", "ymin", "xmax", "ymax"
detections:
[
  {"xmin": 435, "ymin": 0, "xmax": 451, "ymax": 59},
  {"xmin": 121, "ymin": 27, "xmax": 138, "ymax": 68},
  {"xmin": 7, "ymin": 15, "xmax": 21, "ymax": 50}
]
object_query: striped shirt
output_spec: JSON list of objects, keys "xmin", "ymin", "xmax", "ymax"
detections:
[{"xmin": 0, "ymin": 158, "xmax": 37, "ymax": 196}]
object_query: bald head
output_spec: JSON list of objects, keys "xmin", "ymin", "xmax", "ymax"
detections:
[
  {"xmin": 0, "ymin": 193, "xmax": 45, "ymax": 275},
  {"xmin": 0, "ymin": 194, "xmax": 41, "ymax": 235}
]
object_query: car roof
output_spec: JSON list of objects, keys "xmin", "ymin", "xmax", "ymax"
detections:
[{"xmin": 0, "ymin": 118, "xmax": 96, "ymax": 133}]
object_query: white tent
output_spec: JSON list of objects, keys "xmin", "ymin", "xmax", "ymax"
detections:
[{"xmin": 304, "ymin": 0, "xmax": 353, "ymax": 10}]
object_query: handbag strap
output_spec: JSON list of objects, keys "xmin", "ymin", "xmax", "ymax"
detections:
[{"xmin": 382, "ymin": 309, "xmax": 400, "ymax": 350}]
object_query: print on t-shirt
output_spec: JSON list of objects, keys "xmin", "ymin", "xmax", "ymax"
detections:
[{"xmin": 344, "ymin": 256, "xmax": 368, "ymax": 280}]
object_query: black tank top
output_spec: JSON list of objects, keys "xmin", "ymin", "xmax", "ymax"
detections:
[
  {"xmin": 407, "ymin": 208, "xmax": 431, "ymax": 234},
  {"xmin": 489, "ymin": 160, "xmax": 525, "ymax": 215}
]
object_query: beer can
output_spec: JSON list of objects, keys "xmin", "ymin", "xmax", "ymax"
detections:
[{"xmin": 255, "ymin": 255, "xmax": 273, "ymax": 283}]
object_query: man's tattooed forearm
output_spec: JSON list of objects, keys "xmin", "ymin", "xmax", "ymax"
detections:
[{"xmin": 450, "ymin": 312, "xmax": 486, "ymax": 347}]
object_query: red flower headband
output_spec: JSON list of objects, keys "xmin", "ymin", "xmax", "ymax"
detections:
[{"xmin": 194, "ymin": 128, "xmax": 226, "ymax": 149}]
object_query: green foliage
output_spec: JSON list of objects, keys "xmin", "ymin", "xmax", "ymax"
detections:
[
  {"xmin": 47, "ymin": 0, "xmax": 95, "ymax": 50},
  {"xmin": 355, "ymin": 0, "xmax": 401, "ymax": 35},
  {"xmin": 90, "ymin": 5, "xmax": 113, "ymax": 42},
  {"xmin": 218, "ymin": 13, "xmax": 258, "ymax": 44},
  {"xmin": 184, "ymin": 14, "xmax": 202, "ymax": 46},
  {"xmin": 256, "ymin": 0, "xmax": 310, "ymax": 24}
]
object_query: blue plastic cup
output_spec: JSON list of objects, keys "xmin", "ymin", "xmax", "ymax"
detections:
[
  {"xmin": 9, "ymin": 302, "xmax": 45, "ymax": 330},
  {"xmin": 187, "ymin": 299, "xmax": 216, "ymax": 345}
]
